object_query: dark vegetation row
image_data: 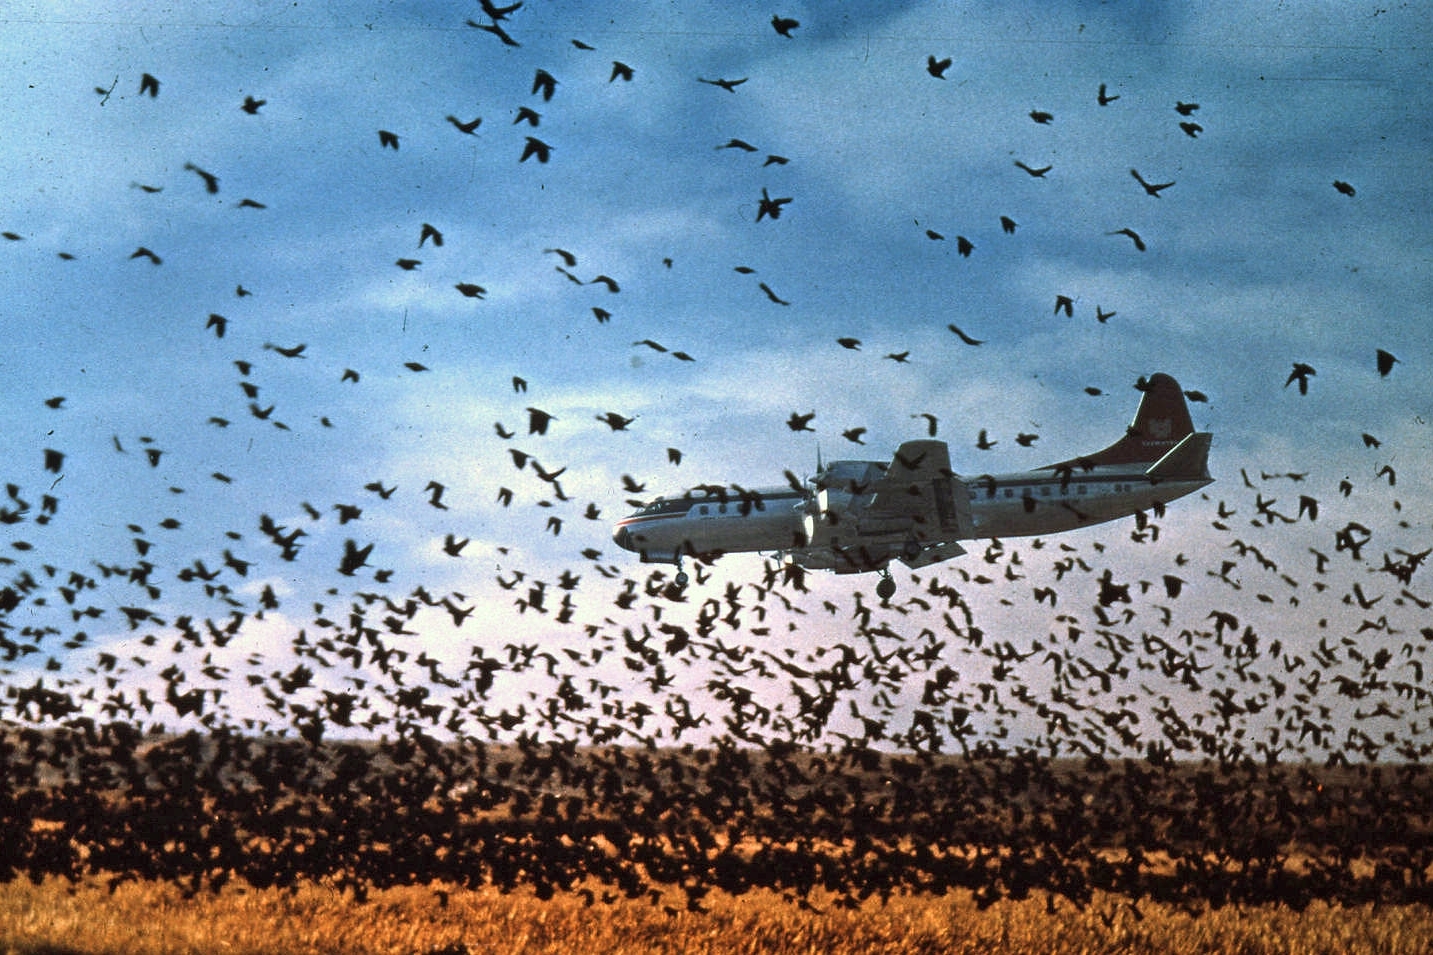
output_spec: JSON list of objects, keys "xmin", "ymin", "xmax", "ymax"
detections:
[{"xmin": 4, "ymin": 722, "xmax": 1431, "ymax": 913}]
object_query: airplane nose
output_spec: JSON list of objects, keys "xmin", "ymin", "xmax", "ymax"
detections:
[{"xmin": 612, "ymin": 523, "xmax": 633, "ymax": 551}]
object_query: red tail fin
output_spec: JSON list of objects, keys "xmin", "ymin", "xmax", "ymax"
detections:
[{"xmin": 1045, "ymin": 373, "xmax": 1196, "ymax": 471}]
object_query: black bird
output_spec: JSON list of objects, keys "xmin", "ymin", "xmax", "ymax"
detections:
[
  {"xmin": 1054, "ymin": 295, "xmax": 1074, "ymax": 317},
  {"xmin": 758, "ymin": 282, "xmax": 789, "ymax": 305},
  {"xmin": 520, "ymin": 137, "xmax": 551, "ymax": 163},
  {"xmin": 947, "ymin": 323, "xmax": 984, "ymax": 345},
  {"xmin": 532, "ymin": 69, "xmax": 558, "ymax": 101},
  {"xmin": 184, "ymin": 162, "xmax": 219, "ymax": 193},
  {"xmin": 1000, "ymin": 216, "xmax": 1017, "ymax": 234},
  {"xmin": 1175, "ymin": 101, "xmax": 1200, "ymax": 115},
  {"xmin": 610, "ymin": 61, "xmax": 634, "ymax": 82},
  {"xmin": 480, "ymin": 0, "xmax": 522, "ymax": 19},
  {"xmin": 139, "ymin": 73, "xmax": 160, "ymax": 97},
  {"xmin": 469, "ymin": 17, "xmax": 520, "ymax": 46},
  {"xmin": 419, "ymin": 223, "xmax": 443, "ymax": 247},
  {"xmin": 1376, "ymin": 348, "xmax": 1399, "ymax": 376},
  {"xmin": 1130, "ymin": 168, "xmax": 1174, "ymax": 197},
  {"xmin": 771, "ymin": 14, "xmax": 799, "ymax": 37},
  {"xmin": 787, "ymin": 411, "xmax": 815, "ymax": 432},
  {"xmin": 1108, "ymin": 227, "xmax": 1146, "ymax": 251},
  {"xmin": 1029, "ymin": 110, "xmax": 1053, "ymax": 124},
  {"xmin": 241, "ymin": 95, "xmax": 266, "ymax": 114},
  {"xmin": 1179, "ymin": 121, "xmax": 1203, "ymax": 138},
  {"xmin": 1014, "ymin": 160, "xmax": 1051, "ymax": 177},
  {"xmin": 130, "ymin": 246, "xmax": 162, "ymax": 264},
  {"xmin": 756, "ymin": 188, "xmax": 792, "ymax": 221},
  {"xmin": 1097, "ymin": 83, "xmax": 1119, "ymax": 105},
  {"xmin": 956, "ymin": 236, "xmax": 974, "ymax": 257},
  {"xmin": 698, "ymin": 77, "xmax": 747, "ymax": 92},
  {"xmin": 377, "ymin": 129, "xmax": 399, "ymax": 149},
  {"xmin": 927, "ymin": 55, "xmax": 952, "ymax": 79},
  {"xmin": 1285, "ymin": 362, "xmax": 1316, "ymax": 395},
  {"xmin": 527, "ymin": 407, "xmax": 555, "ymax": 434},
  {"xmin": 1333, "ymin": 180, "xmax": 1356, "ymax": 197},
  {"xmin": 446, "ymin": 115, "xmax": 482, "ymax": 134}
]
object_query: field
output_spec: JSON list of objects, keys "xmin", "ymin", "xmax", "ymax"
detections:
[
  {"xmin": 5, "ymin": 726, "xmax": 1433, "ymax": 953},
  {"xmin": 5, "ymin": 876, "xmax": 1433, "ymax": 955}
]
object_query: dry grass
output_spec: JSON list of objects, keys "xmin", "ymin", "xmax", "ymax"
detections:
[{"xmin": 2, "ymin": 876, "xmax": 1430, "ymax": 955}]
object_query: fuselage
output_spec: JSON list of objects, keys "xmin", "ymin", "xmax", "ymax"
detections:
[{"xmin": 611, "ymin": 463, "xmax": 1211, "ymax": 565}]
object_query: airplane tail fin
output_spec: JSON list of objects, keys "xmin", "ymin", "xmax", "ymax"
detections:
[
  {"xmin": 1145, "ymin": 431, "xmax": 1212, "ymax": 482},
  {"xmin": 1044, "ymin": 373, "xmax": 1197, "ymax": 471}
]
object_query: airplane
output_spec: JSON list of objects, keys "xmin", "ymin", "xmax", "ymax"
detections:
[{"xmin": 612, "ymin": 373, "xmax": 1212, "ymax": 600}]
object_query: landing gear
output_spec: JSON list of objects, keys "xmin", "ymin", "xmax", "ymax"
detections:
[
  {"xmin": 876, "ymin": 570, "xmax": 896, "ymax": 602},
  {"xmin": 674, "ymin": 553, "xmax": 689, "ymax": 588}
]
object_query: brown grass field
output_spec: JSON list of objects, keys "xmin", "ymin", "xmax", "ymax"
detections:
[{"xmin": 2, "ymin": 876, "xmax": 1431, "ymax": 955}]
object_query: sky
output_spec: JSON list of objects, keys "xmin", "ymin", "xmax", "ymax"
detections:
[{"xmin": 1, "ymin": 1, "xmax": 1431, "ymax": 758}]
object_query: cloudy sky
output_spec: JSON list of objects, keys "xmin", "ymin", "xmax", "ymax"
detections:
[{"xmin": 2, "ymin": 1, "xmax": 1430, "ymax": 754}]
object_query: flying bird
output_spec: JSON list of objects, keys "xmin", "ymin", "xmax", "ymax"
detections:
[
  {"xmin": 1108, "ymin": 227, "xmax": 1146, "ymax": 251},
  {"xmin": 609, "ymin": 61, "xmax": 634, "ymax": 82},
  {"xmin": 139, "ymin": 73, "xmax": 160, "ymax": 97},
  {"xmin": 927, "ymin": 55, "xmax": 952, "ymax": 79},
  {"xmin": 527, "ymin": 407, "xmax": 555, "ymax": 434},
  {"xmin": 1054, "ymin": 295, "xmax": 1074, "ymax": 317},
  {"xmin": 377, "ymin": 130, "xmax": 399, "ymax": 149},
  {"xmin": 1014, "ymin": 160, "xmax": 1051, "ymax": 177},
  {"xmin": 956, "ymin": 236, "xmax": 974, "ymax": 257},
  {"xmin": 183, "ymin": 162, "xmax": 219, "ymax": 193},
  {"xmin": 1029, "ymin": 110, "xmax": 1053, "ymax": 124},
  {"xmin": 771, "ymin": 15, "xmax": 799, "ymax": 37},
  {"xmin": 698, "ymin": 77, "xmax": 747, "ymax": 92},
  {"xmin": 756, "ymin": 188, "xmax": 792, "ymax": 221},
  {"xmin": 786, "ymin": 411, "xmax": 815, "ymax": 432},
  {"xmin": 1333, "ymin": 180, "xmax": 1356, "ymax": 197},
  {"xmin": 1000, "ymin": 216, "xmax": 1017, "ymax": 234},
  {"xmin": 419, "ymin": 223, "xmax": 443, "ymax": 247},
  {"xmin": 1376, "ymin": 348, "xmax": 1399, "ymax": 376},
  {"xmin": 532, "ymin": 69, "xmax": 558, "ymax": 101},
  {"xmin": 240, "ymin": 95, "xmax": 265, "ymax": 114},
  {"xmin": 947, "ymin": 323, "xmax": 985, "ymax": 345},
  {"xmin": 758, "ymin": 282, "xmax": 789, "ymax": 305},
  {"xmin": 446, "ymin": 114, "xmax": 482, "ymax": 134},
  {"xmin": 1285, "ymin": 362, "xmax": 1316, "ymax": 395},
  {"xmin": 1130, "ymin": 168, "xmax": 1175, "ymax": 197},
  {"xmin": 1175, "ymin": 101, "xmax": 1200, "ymax": 115},
  {"xmin": 520, "ymin": 136, "xmax": 551, "ymax": 163},
  {"xmin": 1097, "ymin": 83, "xmax": 1119, "ymax": 105}
]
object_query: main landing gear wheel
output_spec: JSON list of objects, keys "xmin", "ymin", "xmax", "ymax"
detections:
[
  {"xmin": 876, "ymin": 572, "xmax": 896, "ymax": 602},
  {"xmin": 674, "ymin": 554, "xmax": 689, "ymax": 588}
]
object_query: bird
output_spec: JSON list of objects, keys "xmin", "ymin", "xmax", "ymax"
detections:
[
  {"xmin": 1333, "ymin": 180, "xmax": 1356, "ymax": 197},
  {"xmin": 446, "ymin": 114, "xmax": 482, "ymax": 134},
  {"xmin": 771, "ymin": 15, "xmax": 799, "ymax": 37},
  {"xmin": 419, "ymin": 223, "xmax": 443, "ymax": 247},
  {"xmin": 468, "ymin": 17, "xmax": 520, "ymax": 46},
  {"xmin": 842, "ymin": 428, "xmax": 867, "ymax": 445},
  {"xmin": 443, "ymin": 534, "xmax": 469, "ymax": 557},
  {"xmin": 139, "ymin": 73, "xmax": 160, "ymax": 97},
  {"xmin": 976, "ymin": 429, "xmax": 997, "ymax": 450},
  {"xmin": 183, "ymin": 162, "xmax": 219, "ymax": 194},
  {"xmin": 532, "ymin": 69, "xmax": 558, "ymax": 101},
  {"xmin": 1108, "ymin": 227, "xmax": 1146, "ymax": 251},
  {"xmin": 520, "ymin": 137, "xmax": 551, "ymax": 163},
  {"xmin": 758, "ymin": 282, "xmax": 789, "ymax": 306},
  {"xmin": 947, "ymin": 324, "xmax": 984, "ymax": 345},
  {"xmin": 1000, "ymin": 216, "xmax": 1017, "ymax": 234},
  {"xmin": 1130, "ymin": 169, "xmax": 1175, "ymax": 197},
  {"xmin": 1054, "ymin": 295, "xmax": 1074, "ymax": 317},
  {"xmin": 240, "ymin": 95, "xmax": 266, "ymax": 114},
  {"xmin": 956, "ymin": 236, "xmax": 974, "ymax": 257},
  {"xmin": 395, "ymin": 258, "xmax": 421, "ymax": 270},
  {"xmin": 1097, "ymin": 83, "xmax": 1119, "ymax": 105},
  {"xmin": 698, "ymin": 77, "xmax": 747, "ymax": 92},
  {"xmin": 836, "ymin": 337, "xmax": 861, "ymax": 350},
  {"xmin": 130, "ymin": 247, "xmax": 162, "ymax": 264},
  {"xmin": 1029, "ymin": 110, "xmax": 1053, "ymax": 124},
  {"xmin": 1285, "ymin": 362, "xmax": 1316, "ymax": 395},
  {"xmin": 527, "ymin": 407, "xmax": 555, "ymax": 434},
  {"xmin": 927, "ymin": 55, "xmax": 952, "ymax": 79},
  {"xmin": 756, "ymin": 188, "xmax": 792, "ymax": 221},
  {"xmin": 717, "ymin": 138, "xmax": 758, "ymax": 152},
  {"xmin": 1179, "ymin": 121, "xmax": 1203, "ymax": 138},
  {"xmin": 786, "ymin": 411, "xmax": 815, "ymax": 432},
  {"xmin": 609, "ymin": 61, "xmax": 634, "ymax": 82},
  {"xmin": 1095, "ymin": 306, "xmax": 1116, "ymax": 323},
  {"xmin": 513, "ymin": 106, "xmax": 541, "ymax": 126},
  {"xmin": 377, "ymin": 130, "xmax": 399, "ymax": 149},
  {"xmin": 1014, "ymin": 161, "xmax": 1051, "ymax": 177},
  {"xmin": 596, "ymin": 411, "xmax": 635, "ymax": 431},
  {"xmin": 1175, "ymin": 101, "xmax": 1200, "ymax": 115},
  {"xmin": 588, "ymin": 274, "xmax": 620, "ymax": 293},
  {"xmin": 911, "ymin": 413, "xmax": 938, "ymax": 437},
  {"xmin": 455, "ymin": 283, "xmax": 486, "ymax": 299},
  {"xmin": 1376, "ymin": 348, "xmax": 1399, "ymax": 377},
  {"xmin": 884, "ymin": 351, "xmax": 910, "ymax": 363}
]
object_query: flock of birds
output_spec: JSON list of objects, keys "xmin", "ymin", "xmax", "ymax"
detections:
[{"xmin": 2, "ymin": 4, "xmax": 1428, "ymax": 913}]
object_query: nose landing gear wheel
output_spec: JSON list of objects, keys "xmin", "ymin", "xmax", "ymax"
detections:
[
  {"xmin": 876, "ymin": 572, "xmax": 896, "ymax": 601},
  {"xmin": 674, "ymin": 553, "xmax": 689, "ymax": 588}
]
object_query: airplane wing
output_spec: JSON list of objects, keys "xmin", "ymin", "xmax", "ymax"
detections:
[{"xmin": 864, "ymin": 440, "xmax": 973, "ymax": 544}]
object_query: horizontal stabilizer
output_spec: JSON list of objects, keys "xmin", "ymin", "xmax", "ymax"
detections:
[{"xmin": 1145, "ymin": 431, "xmax": 1212, "ymax": 482}]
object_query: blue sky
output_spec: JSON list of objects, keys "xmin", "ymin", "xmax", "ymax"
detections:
[{"xmin": 2, "ymin": 1, "xmax": 1430, "ymax": 755}]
